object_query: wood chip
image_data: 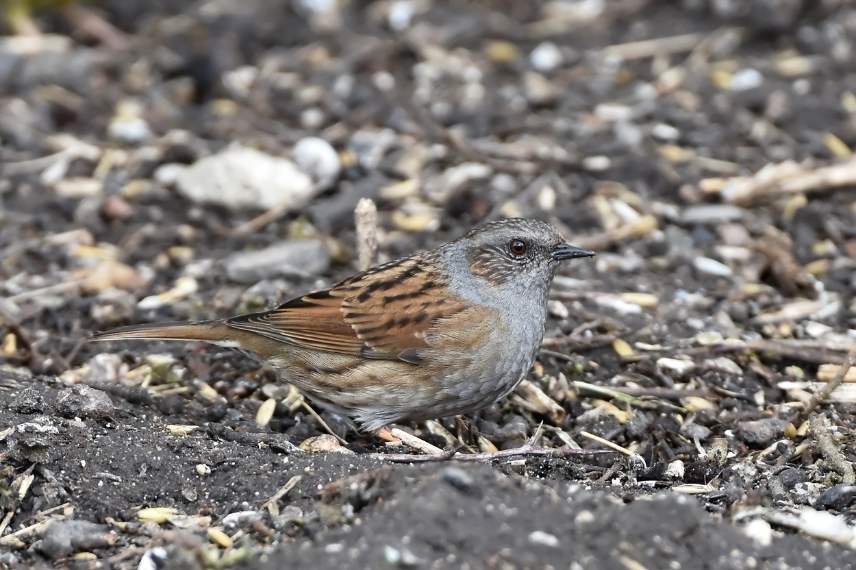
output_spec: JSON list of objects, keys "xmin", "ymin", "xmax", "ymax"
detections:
[{"xmin": 389, "ymin": 427, "xmax": 443, "ymax": 455}]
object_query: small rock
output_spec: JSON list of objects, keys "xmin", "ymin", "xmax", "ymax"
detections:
[
  {"xmin": 657, "ymin": 357, "xmax": 696, "ymax": 377},
  {"xmin": 56, "ymin": 385, "xmax": 115, "ymax": 419},
  {"xmin": 225, "ymin": 240, "xmax": 330, "ymax": 283},
  {"xmin": 383, "ymin": 544, "xmax": 420, "ymax": 567},
  {"xmin": 222, "ymin": 511, "xmax": 265, "ymax": 529},
  {"xmin": 293, "ymin": 137, "xmax": 340, "ymax": 188},
  {"xmin": 730, "ymin": 68, "xmax": 763, "ymax": 92},
  {"xmin": 693, "ymin": 256, "xmax": 733, "ymax": 277},
  {"xmin": 665, "ymin": 460, "xmax": 685, "ymax": 480},
  {"xmin": 530, "ymin": 42, "xmax": 562, "ymax": 73},
  {"xmin": 743, "ymin": 519, "xmax": 773, "ymax": 547},
  {"xmin": 299, "ymin": 434, "xmax": 352, "ymax": 454},
  {"xmin": 777, "ymin": 467, "xmax": 804, "ymax": 490},
  {"xmin": 737, "ymin": 418, "xmax": 787, "ymax": 446},
  {"xmin": 10, "ymin": 387, "xmax": 46, "ymax": 414},
  {"xmin": 108, "ymin": 100, "xmax": 151, "ymax": 144},
  {"xmin": 816, "ymin": 484, "xmax": 856, "ymax": 510},
  {"xmin": 37, "ymin": 520, "xmax": 112, "ymax": 559},
  {"xmin": 440, "ymin": 467, "xmax": 475, "ymax": 493},
  {"xmin": 704, "ymin": 357, "xmax": 743, "ymax": 376},
  {"xmin": 176, "ymin": 145, "xmax": 316, "ymax": 211},
  {"xmin": 547, "ymin": 300, "xmax": 569, "ymax": 319},
  {"xmin": 680, "ymin": 422, "xmax": 711, "ymax": 441},
  {"xmin": 87, "ymin": 353, "xmax": 123, "ymax": 383},
  {"xmin": 528, "ymin": 530, "xmax": 559, "ymax": 547}
]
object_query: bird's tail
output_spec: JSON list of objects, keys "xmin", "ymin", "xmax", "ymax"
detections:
[{"xmin": 90, "ymin": 320, "xmax": 236, "ymax": 345}]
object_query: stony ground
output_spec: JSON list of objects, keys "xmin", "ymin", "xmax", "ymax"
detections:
[{"xmin": 2, "ymin": 0, "xmax": 856, "ymax": 568}]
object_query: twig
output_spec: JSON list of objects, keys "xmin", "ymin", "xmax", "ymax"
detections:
[
  {"xmin": 578, "ymin": 430, "xmax": 647, "ymax": 469},
  {"xmin": 720, "ymin": 156, "xmax": 856, "ymax": 205},
  {"xmin": 354, "ymin": 198, "xmax": 379, "ymax": 271},
  {"xmin": 810, "ymin": 413, "xmax": 855, "ymax": 485},
  {"xmin": 795, "ymin": 344, "xmax": 856, "ymax": 422},
  {"xmin": 622, "ymin": 338, "xmax": 849, "ymax": 366},
  {"xmin": 389, "ymin": 427, "xmax": 443, "ymax": 455},
  {"xmin": 597, "ymin": 32, "xmax": 708, "ymax": 60},
  {"xmin": 370, "ymin": 424, "xmax": 614, "ymax": 463},
  {"xmin": 301, "ymin": 402, "xmax": 348, "ymax": 445},
  {"xmin": 261, "ymin": 475, "xmax": 302, "ymax": 517}
]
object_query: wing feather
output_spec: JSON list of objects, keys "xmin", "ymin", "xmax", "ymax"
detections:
[{"xmin": 226, "ymin": 255, "xmax": 469, "ymax": 363}]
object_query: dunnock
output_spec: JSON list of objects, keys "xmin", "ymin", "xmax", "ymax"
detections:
[{"xmin": 93, "ymin": 218, "xmax": 594, "ymax": 430}]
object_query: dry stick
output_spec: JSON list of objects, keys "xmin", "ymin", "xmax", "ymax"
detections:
[
  {"xmin": 796, "ymin": 343, "xmax": 856, "ymax": 421},
  {"xmin": 389, "ymin": 427, "xmax": 444, "ymax": 455},
  {"xmin": 261, "ymin": 475, "xmax": 302, "ymax": 517},
  {"xmin": 354, "ymin": 198, "xmax": 379, "ymax": 271},
  {"xmin": 578, "ymin": 430, "xmax": 647, "ymax": 470},
  {"xmin": 371, "ymin": 424, "xmax": 615, "ymax": 463},
  {"xmin": 597, "ymin": 31, "xmax": 709, "ymax": 60},
  {"xmin": 810, "ymin": 413, "xmax": 855, "ymax": 485},
  {"xmin": 619, "ymin": 338, "xmax": 849, "ymax": 366},
  {"xmin": 300, "ymin": 402, "xmax": 348, "ymax": 445},
  {"xmin": 721, "ymin": 155, "xmax": 856, "ymax": 205}
]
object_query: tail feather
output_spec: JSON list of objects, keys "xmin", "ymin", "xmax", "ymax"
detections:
[{"xmin": 91, "ymin": 321, "xmax": 235, "ymax": 344}]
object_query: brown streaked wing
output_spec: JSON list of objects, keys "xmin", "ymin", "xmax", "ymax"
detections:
[{"xmin": 226, "ymin": 255, "xmax": 467, "ymax": 363}]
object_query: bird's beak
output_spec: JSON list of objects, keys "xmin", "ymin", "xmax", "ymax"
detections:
[{"xmin": 552, "ymin": 243, "xmax": 595, "ymax": 261}]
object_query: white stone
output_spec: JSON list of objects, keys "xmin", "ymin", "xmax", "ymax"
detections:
[
  {"xmin": 528, "ymin": 530, "xmax": 559, "ymax": 547},
  {"xmin": 175, "ymin": 145, "xmax": 315, "ymax": 211},
  {"xmin": 530, "ymin": 42, "xmax": 562, "ymax": 73},
  {"xmin": 693, "ymin": 256, "xmax": 733, "ymax": 277},
  {"xmin": 293, "ymin": 137, "xmax": 340, "ymax": 188}
]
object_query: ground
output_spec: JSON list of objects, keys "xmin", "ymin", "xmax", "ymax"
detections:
[{"xmin": 1, "ymin": 0, "xmax": 856, "ymax": 568}]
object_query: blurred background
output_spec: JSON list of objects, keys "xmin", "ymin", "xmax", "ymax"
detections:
[{"xmin": 1, "ymin": 1, "xmax": 856, "ymax": 567}]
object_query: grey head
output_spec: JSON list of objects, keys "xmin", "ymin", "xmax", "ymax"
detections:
[{"xmin": 440, "ymin": 218, "xmax": 595, "ymax": 302}]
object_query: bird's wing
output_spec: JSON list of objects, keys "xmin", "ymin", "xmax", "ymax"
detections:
[{"xmin": 226, "ymin": 256, "xmax": 470, "ymax": 363}]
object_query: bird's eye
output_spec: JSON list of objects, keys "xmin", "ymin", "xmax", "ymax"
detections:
[{"xmin": 508, "ymin": 238, "xmax": 528, "ymax": 257}]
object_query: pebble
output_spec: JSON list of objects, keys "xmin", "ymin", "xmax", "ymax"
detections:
[
  {"xmin": 815, "ymin": 484, "xmax": 856, "ymax": 510},
  {"xmin": 224, "ymin": 239, "xmax": 330, "ymax": 283},
  {"xmin": 55, "ymin": 385, "xmax": 115, "ymax": 420},
  {"xmin": 693, "ymin": 256, "xmax": 733, "ymax": 277},
  {"xmin": 547, "ymin": 300, "xmax": 569, "ymax": 320},
  {"xmin": 729, "ymin": 68, "xmax": 763, "ymax": 92},
  {"xmin": 742, "ymin": 519, "xmax": 773, "ymax": 547},
  {"xmin": 530, "ymin": 42, "xmax": 562, "ymax": 73},
  {"xmin": 37, "ymin": 520, "xmax": 112, "ymax": 559},
  {"xmin": 704, "ymin": 357, "xmax": 743, "ymax": 376},
  {"xmin": 665, "ymin": 460, "xmax": 685, "ymax": 480},
  {"xmin": 175, "ymin": 145, "xmax": 316, "ymax": 211},
  {"xmin": 293, "ymin": 137, "xmax": 340, "ymax": 188},
  {"xmin": 87, "ymin": 353, "xmax": 123, "ymax": 383},
  {"xmin": 656, "ymin": 357, "xmax": 696, "ymax": 377},
  {"xmin": 595, "ymin": 295, "xmax": 643, "ymax": 316},
  {"xmin": 441, "ymin": 467, "xmax": 475, "ymax": 493},
  {"xmin": 737, "ymin": 418, "xmax": 787, "ymax": 446},
  {"xmin": 528, "ymin": 530, "xmax": 559, "ymax": 547},
  {"xmin": 299, "ymin": 434, "xmax": 352, "ymax": 453},
  {"xmin": 10, "ymin": 387, "xmax": 46, "ymax": 414},
  {"xmin": 384, "ymin": 545, "xmax": 420, "ymax": 567},
  {"xmin": 108, "ymin": 100, "xmax": 151, "ymax": 144}
]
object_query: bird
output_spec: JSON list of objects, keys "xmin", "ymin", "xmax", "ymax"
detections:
[{"xmin": 91, "ymin": 218, "xmax": 595, "ymax": 430}]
